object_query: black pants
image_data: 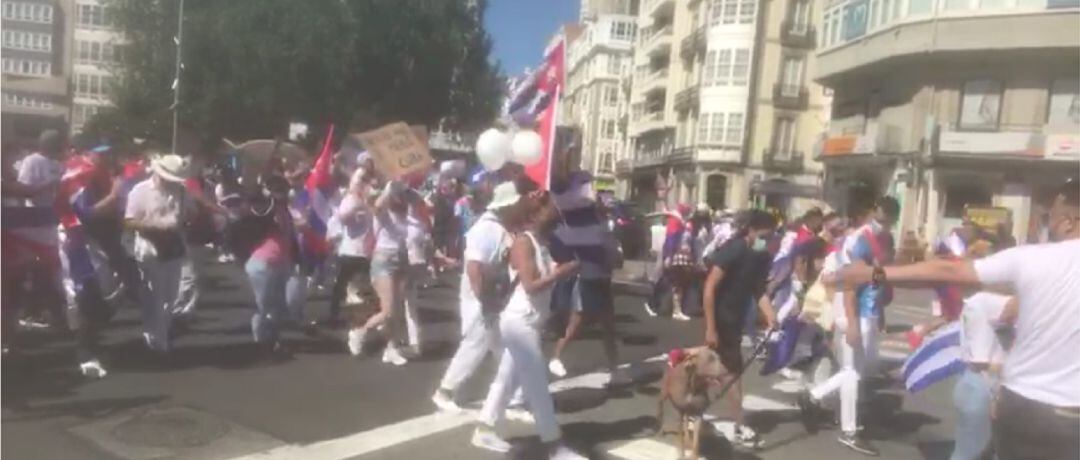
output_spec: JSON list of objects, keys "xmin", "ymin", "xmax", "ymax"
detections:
[
  {"xmin": 328, "ymin": 256, "xmax": 370, "ymax": 321},
  {"xmin": 995, "ymin": 386, "xmax": 1080, "ymax": 460}
]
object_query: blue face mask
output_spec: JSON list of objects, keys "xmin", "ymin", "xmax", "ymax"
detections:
[{"xmin": 751, "ymin": 237, "xmax": 767, "ymax": 252}]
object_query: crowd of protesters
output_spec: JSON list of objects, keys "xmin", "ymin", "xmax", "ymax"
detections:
[{"xmin": 2, "ymin": 128, "xmax": 1076, "ymax": 459}]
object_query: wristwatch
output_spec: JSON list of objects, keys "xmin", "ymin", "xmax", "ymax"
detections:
[{"xmin": 871, "ymin": 264, "xmax": 887, "ymax": 285}]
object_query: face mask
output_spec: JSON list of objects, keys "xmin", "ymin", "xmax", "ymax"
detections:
[{"xmin": 751, "ymin": 237, "xmax": 768, "ymax": 252}]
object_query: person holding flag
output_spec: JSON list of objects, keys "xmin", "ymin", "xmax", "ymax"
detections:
[{"xmin": 798, "ymin": 196, "xmax": 900, "ymax": 456}]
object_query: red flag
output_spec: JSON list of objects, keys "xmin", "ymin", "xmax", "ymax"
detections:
[
  {"xmin": 524, "ymin": 40, "xmax": 565, "ymax": 190},
  {"xmin": 305, "ymin": 124, "xmax": 336, "ymax": 191}
]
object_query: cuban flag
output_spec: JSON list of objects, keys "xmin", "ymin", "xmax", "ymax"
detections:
[
  {"xmin": 55, "ymin": 155, "xmax": 108, "ymax": 293},
  {"xmin": 296, "ymin": 124, "xmax": 336, "ymax": 267},
  {"xmin": 504, "ymin": 39, "xmax": 565, "ymax": 190},
  {"xmin": 901, "ymin": 322, "xmax": 964, "ymax": 393}
]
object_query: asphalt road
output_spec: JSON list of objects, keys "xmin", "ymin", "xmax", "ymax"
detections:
[{"xmin": 2, "ymin": 249, "xmax": 958, "ymax": 460}]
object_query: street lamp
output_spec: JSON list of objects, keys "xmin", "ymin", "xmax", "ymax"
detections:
[{"xmin": 170, "ymin": 0, "xmax": 185, "ymax": 155}]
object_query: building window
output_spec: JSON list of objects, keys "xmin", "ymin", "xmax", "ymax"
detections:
[
  {"xmin": 3, "ymin": 2, "xmax": 53, "ymax": 23},
  {"xmin": 726, "ymin": 113, "xmax": 744, "ymax": 145},
  {"xmin": 610, "ymin": 20, "xmax": 635, "ymax": 41},
  {"xmin": 779, "ymin": 55, "xmax": 804, "ymax": 95},
  {"xmin": 1048, "ymin": 78, "xmax": 1080, "ymax": 126},
  {"xmin": 1, "ymin": 58, "xmax": 50, "ymax": 76},
  {"xmin": 944, "ymin": 184, "xmax": 992, "ymax": 218},
  {"xmin": 732, "ymin": 49, "xmax": 750, "ymax": 86},
  {"xmin": 1, "ymin": 30, "xmax": 52, "ymax": 52},
  {"xmin": 789, "ymin": 0, "xmax": 811, "ymax": 32},
  {"xmin": 604, "ymin": 86, "xmax": 619, "ymax": 107},
  {"xmin": 715, "ymin": 49, "xmax": 732, "ymax": 85},
  {"xmin": 711, "ymin": 0, "xmax": 755, "ymax": 25},
  {"xmin": 602, "ymin": 119, "xmax": 617, "ymax": 139},
  {"xmin": 773, "ymin": 117, "xmax": 797, "ymax": 154},
  {"xmin": 959, "ymin": 79, "xmax": 1002, "ymax": 130},
  {"xmin": 77, "ymin": 3, "xmax": 108, "ymax": 28}
]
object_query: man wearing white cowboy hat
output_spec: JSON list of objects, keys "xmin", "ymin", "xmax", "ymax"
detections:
[
  {"xmin": 124, "ymin": 153, "xmax": 197, "ymax": 352},
  {"xmin": 432, "ymin": 180, "xmax": 530, "ymax": 414}
]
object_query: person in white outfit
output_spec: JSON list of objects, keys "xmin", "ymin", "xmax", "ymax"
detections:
[
  {"xmin": 431, "ymin": 178, "xmax": 518, "ymax": 411},
  {"xmin": 124, "ymin": 154, "xmax": 196, "ymax": 352},
  {"xmin": 471, "ymin": 180, "xmax": 586, "ymax": 460}
]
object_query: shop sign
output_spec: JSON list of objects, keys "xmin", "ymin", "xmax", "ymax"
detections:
[
  {"xmin": 938, "ymin": 131, "xmax": 1043, "ymax": 157},
  {"xmin": 966, "ymin": 206, "xmax": 1012, "ymax": 230},
  {"xmin": 822, "ymin": 135, "xmax": 875, "ymax": 156},
  {"xmin": 1045, "ymin": 134, "xmax": 1080, "ymax": 160}
]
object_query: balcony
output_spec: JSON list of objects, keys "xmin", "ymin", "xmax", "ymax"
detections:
[
  {"xmin": 669, "ymin": 144, "xmax": 742, "ymax": 165},
  {"xmin": 679, "ymin": 26, "xmax": 706, "ymax": 59},
  {"xmin": 674, "ymin": 84, "xmax": 699, "ymax": 112},
  {"xmin": 644, "ymin": 0, "xmax": 675, "ymax": 19},
  {"xmin": 763, "ymin": 149, "xmax": 805, "ymax": 173},
  {"xmin": 634, "ymin": 110, "xmax": 672, "ymax": 136},
  {"xmin": 639, "ymin": 68, "xmax": 668, "ymax": 96},
  {"xmin": 772, "ymin": 84, "xmax": 808, "ymax": 110},
  {"xmin": 642, "ymin": 25, "xmax": 672, "ymax": 58},
  {"xmin": 780, "ymin": 21, "xmax": 816, "ymax": 49}
]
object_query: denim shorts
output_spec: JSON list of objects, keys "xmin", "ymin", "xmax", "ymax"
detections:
[{"xmin": 370, "ymin": 249, "xmax": 406, "ymax": 280}]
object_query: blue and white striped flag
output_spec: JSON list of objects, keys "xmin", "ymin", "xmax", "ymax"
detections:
[{"xmin": 901, "ymin": 321, "xmax": 965, "ymax": 393}]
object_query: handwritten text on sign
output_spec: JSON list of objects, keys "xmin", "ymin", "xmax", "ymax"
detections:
[{"xmin": 354, "ymin": 122, "xmax": 432, "ymax": 179}]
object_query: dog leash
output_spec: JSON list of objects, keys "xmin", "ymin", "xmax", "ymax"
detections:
[{"xmin": 713, "ymin": 327, "xmax": 779, "ymax": 399}]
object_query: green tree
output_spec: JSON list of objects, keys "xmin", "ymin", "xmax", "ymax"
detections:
[{"xmin": 91, "ymin": 0, "xmax": 502, "ymax": 149}]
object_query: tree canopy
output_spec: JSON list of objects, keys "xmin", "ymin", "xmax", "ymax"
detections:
[{"xmin": 88, "ymin": 0, "xmax": 503, "ymax": 150}]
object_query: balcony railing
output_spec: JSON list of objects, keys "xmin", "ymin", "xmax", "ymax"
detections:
[
  {"xmin": 763, "ymin": 149, "xmax": 805, "ymax": 172},
  {"xmin": 643, "ymin": 25, "xmax": 672, "ymax": 57},
  {"xmin": 773, "ymin": 84, "xmax": 808, "ymax": 110},
  {"xmin": 679, "ymin": 26, "xmax": 706, "ymax": 59},
  {"xmin": 780, "ymin": 21, "xmax": 816, "ymax": 48},
  {"xmin": 674, "ymin": 84, "xmax": 699, "ymax": 112}
]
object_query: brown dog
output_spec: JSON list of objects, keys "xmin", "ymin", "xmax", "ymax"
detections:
[{"xmin": 657, "ymin": 347, "xmax": 730, "ymax": 459}]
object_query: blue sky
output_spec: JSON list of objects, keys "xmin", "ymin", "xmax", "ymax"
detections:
[{"xmin": 485, "ymin": 0, "xmax": 578, "ymax": 76}]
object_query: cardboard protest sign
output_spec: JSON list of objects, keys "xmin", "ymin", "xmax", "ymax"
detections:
[{"xmin": 353, "ymin": 122, "xmax": 433, "ymax": 179}]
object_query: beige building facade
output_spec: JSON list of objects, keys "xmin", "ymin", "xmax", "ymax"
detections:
[{"xmin": 814, "ymin": 0, "xmax": 1080, "ymax": 243}]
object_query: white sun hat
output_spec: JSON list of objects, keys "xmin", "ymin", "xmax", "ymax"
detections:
[
  {"xmin": 150, "ymin": 154, "xmax": 193, "ymax": 182},
  {"xmin": 486, "ymin": 181, "xmax": 521, "ymax": 210}
]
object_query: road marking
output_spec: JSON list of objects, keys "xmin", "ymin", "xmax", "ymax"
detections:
[{"xmin": 226, "ymin": 354, "xmax": 667, "ymax": 460}]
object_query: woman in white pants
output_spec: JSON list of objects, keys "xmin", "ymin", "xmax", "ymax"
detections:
[{"xmin": 472, "ymin": 192, "xmax": 585, "ymax": 460}]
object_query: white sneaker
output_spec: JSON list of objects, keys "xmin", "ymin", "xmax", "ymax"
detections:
[
  {"xmin": 548, "ymin": 359, "xmax": 568, "ymax": 377},
  {"xmin": 505, "ymin": 407, "xmax": 535, "ymax": 424},
  {"xmin": 382, "ymin": 345, "xmax": 408, "ymax": 366},
  {"xmin": 672, "ymin": 310, "xmax": 692, "ymax": 321},
  {"xmin": 346, "ymin": 328, "xmax": 365, "ymax": 356},
  {"xmin": 549, "ymin": 444, "xmax": 588, "ymax": 460},
  {"xmin": 471, "ymin": 426, "xmax": 512, "ymax": 453},
  {"xmin": 79, "ymin": 359, "xmax": 107, "ymax": 378},
  {"xmin": 431, "ymin": 389, "xmax": 463, "ymax": 413}
]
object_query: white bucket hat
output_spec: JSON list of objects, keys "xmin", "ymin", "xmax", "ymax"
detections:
[
  {"xmin": 486, "ymin": 181, "xmax": 521, "ymax": 210},
  {"xmin": 151, "ymin": 154, "xmax": 193, "ymax": 182}
]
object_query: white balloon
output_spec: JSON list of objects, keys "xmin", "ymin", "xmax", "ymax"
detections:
[
  {"xmin": 475, "ymin": 128, "xmax": 510, "ymax": 171},
  {"xmin": 510, "ymin": 130, "xmax": 544, "ymax": 166}
]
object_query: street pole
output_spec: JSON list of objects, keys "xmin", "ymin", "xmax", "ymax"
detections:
[{"xmin": 171, "ymin": 0, "xmax": 185, "ymax": 154}]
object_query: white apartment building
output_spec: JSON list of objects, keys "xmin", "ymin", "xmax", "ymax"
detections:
[
  {"xmin": 70, "ymin": 0, "xmax": 121, "ymax": 134},
  {"xmin": 562, "ymin": 15, "xmax": 637, "ymax": 191},
  {"xmin": 620, "ymin": 0, "xmax": 761, "ymax": 210},
  {"xmin": 1, "ymin": 0, "xmax": 70, "ymax": 142},
  {"xmin": 814, "ymin": 0, "xmax": 1079, "ymax": 243}
]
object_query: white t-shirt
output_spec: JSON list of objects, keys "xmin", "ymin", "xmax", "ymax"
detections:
[
  {"xmin": 335, "ymin": 193, "xmax": 371, "ymax": 258},
  {"xmin": 974, "ymin": 239, "xmax": 1080, "ymax": 407},
  {"xmin": 17, "ymin": 152, "xmax": 61, "ymax": 207},
  {"xmin": 124, "ymin": 178, "xmax": 196, "ymax": 262},
  {"xmin": 960, "ymin": 292, "xmax": 1008, "ymax": 365},
  {"xmin": 458, "ymin": 212, "xmax": 511, "ymax": 334}
]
